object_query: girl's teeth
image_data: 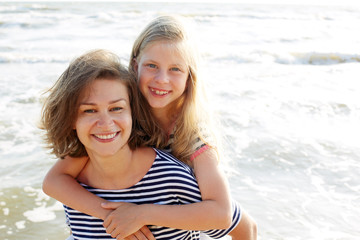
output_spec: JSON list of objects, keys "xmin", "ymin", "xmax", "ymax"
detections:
[
  {"xmin": 152, "ymin": 88, "xmax": 168, "ymax": 95},
  {"xmin": 156, "ymin": 90, "xmax": 166, "ymax": 95},
  {"xmin": 95, "ymin": 133, "xmax": 117, "ymax": 139}
]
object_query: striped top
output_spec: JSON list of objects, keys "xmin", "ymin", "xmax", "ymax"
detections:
[
  {"xmin": 64, "ymin": 148, "xmax": 202, "ymax": 240},
  {"xmin": 163, "ymin": 126, "xmax": 210, "ymax": 161},
  {"xmin": 163, "ymin": 125, "xmax": 243, "ymax": 239}
]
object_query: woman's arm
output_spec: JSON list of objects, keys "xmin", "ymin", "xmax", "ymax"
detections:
[
  {"xmin": 103, "ymin": 148, "xmax": 232, "ymax": 238},
  {"xmin": 42, "ymin": 156, "xmax": 112, "ymax": 220}
]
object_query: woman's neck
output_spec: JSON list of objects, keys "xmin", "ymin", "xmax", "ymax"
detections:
[
  {"xmin": 78, "ymin": 147, "xmax": 156, "ymax": 190},
  {"xmin": 79, "ymin": 145, "xmax": 135, "ymax": 189}
]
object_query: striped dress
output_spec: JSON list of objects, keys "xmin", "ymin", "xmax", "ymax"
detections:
[
  {"xmin": 64, "ymin": 149, "xmax": 202, "ymax": 240},
  {"xmin": 164, "ymin": 128, "xmax": 243, "ymax": 239}
]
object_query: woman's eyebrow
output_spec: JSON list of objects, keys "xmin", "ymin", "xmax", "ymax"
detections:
[{"xmin": 80, "ymin": 98, "xmax": 127, "ymax": 105}]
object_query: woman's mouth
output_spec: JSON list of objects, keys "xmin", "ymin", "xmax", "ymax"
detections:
[{"xmin": 93, "ymin": 132, "xmax": 119, "ymax": 140}]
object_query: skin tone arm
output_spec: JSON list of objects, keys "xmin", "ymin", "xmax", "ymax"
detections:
[
  {"xmin": 102, "ymin": 148, "xmax": 233, "ymax": 239},
  {"xmin": 42, "ymin": 156, "xmax": 155, "ymax": 240},
  {"xmin": 42, "ymin": 156, "xmax": 112, "ymax": 220},
  {"xmin": 228, "ymin": 211, "xmax": 257, "ymax": 240},
  {"xmin": 195, "ymin": 152, "xmax": 257, "ymax": 240}
]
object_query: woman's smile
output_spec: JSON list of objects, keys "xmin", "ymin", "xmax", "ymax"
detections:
[
  {"xmin": 75, "ymin": 79, "xmax": 132, "ymax": 158},
  {"xmin": 93, "ymin": 131, "xmax": 120, "ymax": 141}
]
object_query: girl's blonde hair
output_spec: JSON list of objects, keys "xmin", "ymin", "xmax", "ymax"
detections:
[
  {"xmin": 41, "ymin": 49, "xmax": 146, "ymax": 159},
  {"xmin": 130, "ymin": 15, "xmax": 219, "ymax": 164}
]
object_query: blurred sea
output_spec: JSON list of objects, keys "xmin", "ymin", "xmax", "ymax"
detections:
[{"xmin": 0, "ymin": 1, "xmax": 359, "ymax": 240}]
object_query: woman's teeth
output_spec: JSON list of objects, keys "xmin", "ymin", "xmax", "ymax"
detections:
[{"xmin": 94, "ymin": 132, "xmax": 117, "ymax": 139}]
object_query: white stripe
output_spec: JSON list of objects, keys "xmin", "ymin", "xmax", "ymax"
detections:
[{"xmin": 64, "ymin": 149, "xmax": 201, "ymax": 240}]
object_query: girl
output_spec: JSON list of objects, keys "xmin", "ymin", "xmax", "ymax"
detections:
[
  {"xmin": 43, "ymin": 15, "xmax": 257, "ymax": 240},
  {"xmin": 41, "ymin": 49, "xmax": 204, "ymax": 240}
]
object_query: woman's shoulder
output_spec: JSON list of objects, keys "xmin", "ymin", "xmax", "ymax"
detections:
[
  {"xmin": 152, "ymin": 148, "xmax": 194, "ymax": 173},
  {"xmin": 134, "ymin": 147, "xmax": 192, "ymax": 173},
  {"xmin": 135, "ymin": 146, "xmax": 156, "ymax": 158}
]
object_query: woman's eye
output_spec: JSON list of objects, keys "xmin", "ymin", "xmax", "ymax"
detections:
[
  {"xmin": 111, "ymin": 107, "xmax": 123, "ymax": 112},
  {"xmin": 84, "ymin": 109, "xmax": 95, "ymax": 113},
  {"xmin": 148, "ymin": 64, "xmax": 157, "ymax": 68}
]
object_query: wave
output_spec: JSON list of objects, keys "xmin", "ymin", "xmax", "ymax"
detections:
[
  {"xmin": 0, "ymin": 4, "xmax": 59, "ymax": 14},
  {"xmin": 277, "ymin": 52, "xmax": 360, "ymax": 65},
  {"xmin": 210, "ymin": 51, "xmax": 360, "ymax": 65},
  {"xmin": 0, "ymin": 54, "xmax": 69, "ymax": 64},
  {"xmin": 3, "ymin": 51, "xmax": 359, "ymax": 66}
]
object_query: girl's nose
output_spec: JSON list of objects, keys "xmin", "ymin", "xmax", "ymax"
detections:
[{"xmin": 155, "ymin": 69, "xmax": 169, "ymax": 84}]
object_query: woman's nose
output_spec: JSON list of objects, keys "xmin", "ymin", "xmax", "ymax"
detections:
[{"xmin": 97, "ymin": 112, "xmax": 114, "ymax": 129}]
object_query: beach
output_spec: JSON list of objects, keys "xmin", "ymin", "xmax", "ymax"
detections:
[{"xmin": 0, "ymin": 2, "xmax": 360, "ymax": 239}]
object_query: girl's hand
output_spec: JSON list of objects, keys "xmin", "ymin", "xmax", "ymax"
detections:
[
  {"xmin": 102, "ymin": 202, "xmax": 153, "ymax": 239},
  {"xmin": 123, "ymin": 226, "xmax": 155, "ymax": 240}
]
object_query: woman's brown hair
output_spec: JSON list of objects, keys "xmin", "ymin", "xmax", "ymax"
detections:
[{"xmin": 41, "ymin": 49, "xmax": 145, "ymax": 159}]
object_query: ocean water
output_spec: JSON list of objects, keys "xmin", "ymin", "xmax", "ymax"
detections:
[{"xmin": 0, "ymin": 2, "xmax": 359, "ymax": 240}]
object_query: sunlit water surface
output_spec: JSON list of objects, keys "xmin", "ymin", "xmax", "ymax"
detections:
[{"xmin": 0, "ymin": 2, "xmax": 359, "ymax": 240}]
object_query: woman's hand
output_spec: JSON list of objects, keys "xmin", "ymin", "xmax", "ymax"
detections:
[{"xmin": 102, "ymin": 202, "xmax": 154, "ymax": 239}]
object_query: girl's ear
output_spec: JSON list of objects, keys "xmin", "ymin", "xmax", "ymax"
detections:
[
  {"xmin": 132, "ymin": 58, "xmax": 139, "ymax": 75},
  {"xmin": 186, "ymin": 69, "xmax": 192, "ymax": 88}
]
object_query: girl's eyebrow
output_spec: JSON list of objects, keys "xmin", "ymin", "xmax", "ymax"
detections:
[
  {"xmin": 173, "ymin": 63, "xmax": 186, "ymax": 68},
  {"xmin": 143, "ymin": 58, "xmax": 185, "ymax": 67},
  {"xmin": 80, "ymin": 98, "xmax": 127, "ymax": 105}
]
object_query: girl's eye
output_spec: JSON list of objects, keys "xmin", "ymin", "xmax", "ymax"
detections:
[{"xmin": 170, "ymin": 67, "xmax": 181, "ymax": 72}]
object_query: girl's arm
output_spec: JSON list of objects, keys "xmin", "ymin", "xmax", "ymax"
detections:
[
  {"xmin": 43, "ymin": 156, "xmax": 156, "ymax": 240},
  {"xmin": 42, "ymin": 156, "xmax": 112, "ymax": 220},
  {"xmin": 103, "ymin": 148, "xmax": 233, "ymax": 238}
]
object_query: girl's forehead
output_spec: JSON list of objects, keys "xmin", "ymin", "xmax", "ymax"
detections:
[
  {"xmin": 141, "ymin": 40, "xmax": 188, "ymax": 63},
  {"xmin": 146, "ymin": 40, "xmax": 182, "ymax": 52}
]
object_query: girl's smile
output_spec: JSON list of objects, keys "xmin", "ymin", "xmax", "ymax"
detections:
[
  {"xmin": 135, "ymin": 41, "xmax": 188, "ymax": 116},
  {"xmin": 149, "ymin": 87, "xmax": 170, "ymax": 96}
]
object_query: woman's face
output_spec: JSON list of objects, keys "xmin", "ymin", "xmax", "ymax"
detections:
[
  {"xmin": 74, "ymin": 79, "xmax": 132, "ymax": 158},
  {"xmin": 134, "ymin": 41, "xmax": 188, "ymax": 116}
]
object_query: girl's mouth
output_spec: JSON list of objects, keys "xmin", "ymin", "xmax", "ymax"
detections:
[{"xmin": 150, "ymin": 87, "xmax": 169, "ymax": 96}]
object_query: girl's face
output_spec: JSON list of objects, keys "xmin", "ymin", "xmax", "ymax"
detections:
[
  {"xmin": 134, "ymin": 41, "xmax": 188, "ymax": 115},
  {"xmin": 74, "ymin": 79, "xmax": 132, "ymax": 158}
]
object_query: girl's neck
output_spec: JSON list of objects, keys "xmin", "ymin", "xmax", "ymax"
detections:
[
  {"xmin": 151, "ymin": 107, "xmax": 178, "ymax": 133},
  {"xmin": 152, "ymin": 109, "xmax": 171, "ymax": 132}
]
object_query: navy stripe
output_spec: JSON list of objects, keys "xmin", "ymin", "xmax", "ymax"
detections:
[
  {"xmin": 64, "ymin": 148, "xmax": 201, "ymax": 240},
  {"xmin": 202, "ymin": 201, "xmax": 242, "ymax": 238}
]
